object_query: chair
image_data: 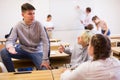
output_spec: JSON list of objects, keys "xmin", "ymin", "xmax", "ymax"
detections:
[{"xmin": 0, "ymin": 62, "xmax": 8, "ymax": 73}]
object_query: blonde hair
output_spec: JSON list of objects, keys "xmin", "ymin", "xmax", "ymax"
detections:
[{"xmin": 80, "ymin": 30, "xmax": 94, "ymax": 45}]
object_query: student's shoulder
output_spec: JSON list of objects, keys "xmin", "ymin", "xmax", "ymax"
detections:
[
  {"xmin": 34, "ymin": 20, "xmax": 45, "ymax": 29},
  {"xmin": 12, "ymin": 21, "xmax": 23, "ymax": 29},
  {"xmin": 77, "ymin": 61, "xmax": 91, "ymax": 69},
  {"xmin": 34, "ymin": 20, "xmax": 43, "ymax": 25}
]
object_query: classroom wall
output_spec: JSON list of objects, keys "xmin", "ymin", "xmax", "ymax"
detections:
[
  {"xmin": 50, "ymin": 0, "xmax": 120, "ymax": 45},
  {"xmin": 0, "ymin": 0, "xmax": 120, "ymax": 45},
  {"xmin": 0, "ymin": 0, "xmax": 50, "ymax": 37}
]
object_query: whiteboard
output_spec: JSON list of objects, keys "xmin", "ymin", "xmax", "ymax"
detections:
[{"xmin": 49, "ymin": 0, "xmax": 85, "ymax": 31}]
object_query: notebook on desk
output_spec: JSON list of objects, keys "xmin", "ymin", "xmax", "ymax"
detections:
[{"xmin": 51, "ymin": 51, "xmax": 57, "ymax": 55}]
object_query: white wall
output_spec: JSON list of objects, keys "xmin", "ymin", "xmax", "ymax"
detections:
[
  {"xmin": 50, "ymin": 0, "xmax": 120, "ymax": 45},
  {"xmin": 0, "ymin": 0, "xmax": 120, "ymax": 45},
  {"xmin": 0, "ymin": 0, "xmax": 50, "ymax": 38}
]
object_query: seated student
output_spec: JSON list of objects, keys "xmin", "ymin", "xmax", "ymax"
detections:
[
  {"xmin": 92, "ymin": 15, "xmax": 111, "ymax": 36},
  {"xmin": 60, "ymin": 34, "xmax": 120, "ymax": 80},
  {"xmin": 0, "ymin": 3, "xmax": 50, "ymax": 72},
  {"xmin": 58, "ymin": 30, "xmax": 93, "ymax": 69}
]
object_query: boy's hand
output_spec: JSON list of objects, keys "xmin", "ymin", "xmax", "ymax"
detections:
[
  {"xmin": 58, "ymin": 45, "xmax": 64, "ymax": 53},
  {"xmin": 8, "ymin": 47, "xmax": 17, "ymax": 54}
]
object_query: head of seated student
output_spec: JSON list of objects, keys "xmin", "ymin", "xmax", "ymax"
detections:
[
  {"xmin": 85, "ymin": 24, "xmax": 94, "ymax": 30},
  {"xmin": 88, "ymin": 34, "xmax": 111, "ymax": 60},
  {"xmin": 77, "ymin": 30, "xmax": 93, "ymax": 48}
]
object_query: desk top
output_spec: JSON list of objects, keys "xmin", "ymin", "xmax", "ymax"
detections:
[
  {"xmin": 50, "ymin": 51, "xmax": 69, "ymax": 58},
  {"xmin": 110, "ymin": 35, "xmax": 120, "ymax": 39},
  {"xmin": 0, "ymin": 39, "xmax": 19, "ymax": 44},
  {"xmin": 50, "ymin": 39, "xmax": 61, "ymax": 42},
  {"xmin": 112, "ymin": 47, "xmax": 120, "ymax": 55},
  {"xmin": 0, "ymin": 38, "xmax": 6, "ymax": 42},
  {"xmin": 110, "ymin": 39, "xmax": 120, "ymax": 43},
  {"xmin": 0, "ymin": 70, "xmax": 53, "ymax": 80},
  {"xmin": 52, "ymin": 69, "xmax": 63, "ymax": 80},
  {"xmin": 51, "ymin": 42, "xmax": 69, "ymax": 46}
]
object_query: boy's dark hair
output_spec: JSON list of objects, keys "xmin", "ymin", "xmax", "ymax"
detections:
[
  {"xmin": 47, "ymin": 14, "xmax": 52, "ymax": 18},
  {"xmin": 86, "ymin": 7, "xmax": 91, "ymax": 13},
  {"xmin": 86, "ymin": 24, "xmax": 94, "ymax": 30},
  {"xmin": 21, "ymin": 3, "xmax": 35, "ymax": 12},
  {"xmin": 92, "ymin": 15, "xmax": 99, "ymax": 21},
  {"xmin": 90, "ymin": 34, "xmax": 111, "ymax": 61}
]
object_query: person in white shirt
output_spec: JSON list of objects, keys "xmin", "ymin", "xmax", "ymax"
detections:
[
  {"xmin": 81, "ymin": 7, "xmax": 93, "ymax": 29},
  {"xmin": 61, "ymin": 34, "xmax": 120, "ymax": 80},
  {"xmin": 44, "ymin": 14, "xmax": 54, "ymax": 39}
]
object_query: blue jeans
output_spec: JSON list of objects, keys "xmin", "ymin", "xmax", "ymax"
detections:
[
  {"xmin": 0, "ymin": 46, "xmax": 46, "ymax": 72},
  {"xmin": 101, "ymin": 29, "xmax": 111, "ymax": 36}
]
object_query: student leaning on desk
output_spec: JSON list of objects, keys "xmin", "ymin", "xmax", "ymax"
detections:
[
  {"xmin": 58, "ymin": 30, "xmax": 94, "ymax": 69},
  {"xmin": 60, "ymin": 34, "xmax": 120, "ymax": 80},
  {"xmin": 0, "ymin": 3, "xmax": 51, "ymax": 72}
]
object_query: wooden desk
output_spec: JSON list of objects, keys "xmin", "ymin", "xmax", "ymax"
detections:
[
  {"xmin": 52, "ymin": 69, "xmax": 62, "ymax": 80},
  {"xmin": 0, "ymin": 38, "xmax": 61, "ymax": 44},
  {"xmin": 12, "ymin": 51, "xmax": 70, "ymax": 68},
  {"xmin": 0, "ymin": 38, "xmax": 69, "ymax": 50},
  {"xmin": 110, "ymin": 35, "xmax": 120, "ymax": 39},
  {"xmin": 0, "ymin": 70, "xmax": 53, "ymax": 80},
  {"xmin": 50, "ymin": 51, "xmax": 70, "ymax": 67},
  {"xmin": 50, "ymin": 42, "xmax": 69, "ymax": 50},
  {"xmin": 0, "ymin": 39, "xmax": 19, "ymax": 44},
  {"xmin": 50, "ymin": 39, "xmax": 61, "ymax": 42},
  {"xmin": 112, "ymin": 47, "xmax": 120, "ymax": 55},
  {"xmin": 110, "ymin": 39, "xmax": 120, "ymax": 47},
  {"xmin": 50, "ymin": 51, "xmax": 69, "ymax": 58},
  {"xmin": 112, "ymin": 47, "xmax": 120, "ymax": 59},
  {"xmin": 0, "ymin": 38, "xmax": 6, "ymax": 44}
]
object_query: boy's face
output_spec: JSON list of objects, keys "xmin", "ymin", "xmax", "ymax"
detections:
[
  {"xmin": 47, "ymin": 17, "xmax": 52, "ymax": 21},
  {"xmin": 77, "ymin": 36, "xmax": 83, "ymax": 45},
  {"xmin": 22, "ymin": 10, "xmax": 35, "ymax": 24}
]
